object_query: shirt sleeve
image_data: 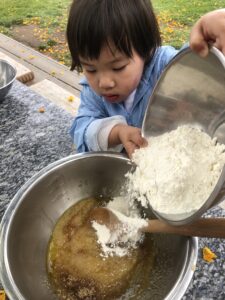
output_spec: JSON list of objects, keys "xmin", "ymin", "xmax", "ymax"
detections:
[
  {"xmin": 154, "ymin": 46, "xmax": 179, "ymax": 79},
  {"xmin": 143, "ymin": 46, "xmax": 179, "ymax": 87},
  {"xmin": 70, "ymin": 84, "xmax": 108, "ymax": 152},
  {"xmin": 86, "ymin": 115, "xmax": 127, "ymax": 152}
]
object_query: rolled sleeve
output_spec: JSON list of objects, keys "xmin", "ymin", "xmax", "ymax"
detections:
[
  {"xmin": 85, "ymin": 116, "xmax": 127, "ymax": 152},
  {"xmin": 70, "ymin": 84, "xmax": 107, "ymax": 152}
]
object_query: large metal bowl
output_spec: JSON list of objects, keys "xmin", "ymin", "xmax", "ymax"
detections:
[
  {"xmin": 0, "ymin": 59, "xmax": 16, "ymax": 101},
  {"xmin": 0, "ymin": 153, "xmax": 198, "ymax": 300}
]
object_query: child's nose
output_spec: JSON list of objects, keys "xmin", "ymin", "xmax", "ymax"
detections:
[{"xmin": 98, "ymin": 75, "xmax": 115, "ymax": 89}]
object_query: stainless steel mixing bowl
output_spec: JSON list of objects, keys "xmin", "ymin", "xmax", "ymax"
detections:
[
  {"xmin": 0, "ymin": 59, "xmax": 16, "ymax": 101},
  {"xmin": 142, "ymin": 46, "xmax": 225, "ymax": 225},
  {"xmin": 0, "ymin": 153, "xmax": 197, "ymax": 300}
]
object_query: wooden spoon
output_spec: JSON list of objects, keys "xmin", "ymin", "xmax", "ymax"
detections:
[{"xmin": 90, "ymin": 207, "xmax": 225, "ymax": 238}]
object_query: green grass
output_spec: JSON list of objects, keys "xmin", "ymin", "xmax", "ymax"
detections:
[
  {"xmin": 153, "ymin": 0, "xmax": 224, "ymax": 21},
  {"xmin": 0, "ymin": 0, "xmax": 71, "ymax": 27},
  {"xmin": 0, "ymin": 0, "xmax": 72, "ymax": 64},
  {"xmin": 0, "ymin": 0, "xmax": 224, "ymax": 63},
  {"xmin": 152, "ymin": 0, "xmax": 224, "ymax": 48}
]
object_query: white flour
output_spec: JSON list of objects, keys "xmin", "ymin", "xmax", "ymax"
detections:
[
  {"xmin": 92, "ymin": 125, "xmax": 225, "ymax": 257},
  {"xmin": 128, "ymin": 125, "xmax": 225, "ymax": 215},
  {"xmin": 92, "ymin": 197, "xmax": 147, "ymax": 257}
]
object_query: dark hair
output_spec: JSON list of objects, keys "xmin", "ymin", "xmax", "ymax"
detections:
[{"xmin": 67, "ymin": 0, "xmax": 161, "ymax": 72}]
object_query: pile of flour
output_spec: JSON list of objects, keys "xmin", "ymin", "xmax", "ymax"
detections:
[
  {"xmin": 92, "ymin": 196, "xmax": 147, "ymax": 257},
  {"xmin": 127, "ymin": 125, "xmax": 225, "ymax": 215},
  {"xmin": 92, "ymin": 125, "xmax": 225, "ymax": 257}
]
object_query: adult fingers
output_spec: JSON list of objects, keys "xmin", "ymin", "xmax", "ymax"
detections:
[{"xmin": 190, "ymin": 23, "xmax": 209, "ymax": 57}]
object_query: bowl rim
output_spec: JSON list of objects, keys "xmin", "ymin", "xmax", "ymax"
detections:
[
  {"xmin": 0, "ymin": 59, "xmax": 17, "ymax": 89},
  {"xmin": 0, "ymin": 152, "xmax": 198, "ymax": 300}
]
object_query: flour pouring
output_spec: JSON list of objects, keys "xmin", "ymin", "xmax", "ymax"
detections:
[
  {"xmin": 91, "ymin": 196, "xmax": 147, "ymax": 257},
  {"xmin": 127, "ymin": 125, "xmax": 225, "ymax": 224}
]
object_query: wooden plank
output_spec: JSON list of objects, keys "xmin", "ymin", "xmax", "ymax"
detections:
[
  {"xmin": 30, "ymin": 79, "xmax": 80, "ymax": 116},
  {"xmin": 0, "ymin": 33, "xmax": 82, "ymax": 93}
]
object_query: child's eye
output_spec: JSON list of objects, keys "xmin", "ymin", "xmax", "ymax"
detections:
[
  {"xmin": 113, "ymin": 65, "xmax": 126, "ymax": 72},
  {"xmin": 86, "ymin": 69, "xmax": 96, "ymax": 73}
]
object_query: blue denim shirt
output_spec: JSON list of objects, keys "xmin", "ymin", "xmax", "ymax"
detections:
[{"xmin": 70, "ymin": 46, "xmax": 178, "ymax": 152}]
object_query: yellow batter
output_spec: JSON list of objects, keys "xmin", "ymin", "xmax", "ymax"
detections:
[{"xmin": 47, "ymin": 198, "xmax": 155, "ymax": 299}]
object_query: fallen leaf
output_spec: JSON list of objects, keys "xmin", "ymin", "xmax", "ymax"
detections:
[
  {"xmin": 67, "ymin": 95, "xmax": 75, "ymax": 102},
  {"xmin": 28, "ymin": 55, "xmax": 35, "ymax": 60},
  {"xmin": 38, "ymin": 106, "xmax": 45, "ymax": 113},
  {"xmin": 0, "ymin": 290, "xmax": 6, "ymax": 300},
  {"xmin": 203, "ymin": 246, "xmax": 217, "ymax": 263}
]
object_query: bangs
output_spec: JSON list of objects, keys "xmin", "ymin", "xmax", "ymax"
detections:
[
  {"xmin": 67, "ymin": 0, "xmax": 161, "ymax": 71},
  {"xmin": 78, "ymin": 11, "xmax": 133, "ymax": 61}
]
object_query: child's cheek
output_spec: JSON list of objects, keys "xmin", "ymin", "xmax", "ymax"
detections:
[
  {"xmin": 129, "ymin": 74, "xmax": 142, "ymax": 90},
  {"xmin": 84, "ymin": 75, "xmax": 97, "ymax": 91}
]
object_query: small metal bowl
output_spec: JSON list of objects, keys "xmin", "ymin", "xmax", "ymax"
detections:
[{"xmin": 0, "ymin": 59, "xmax": 16, "ymax": 101}]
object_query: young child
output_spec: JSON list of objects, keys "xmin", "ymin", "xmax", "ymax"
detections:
[{"xmin": 66, "ymin": 1, "xmax": 225, "ymax": 158}]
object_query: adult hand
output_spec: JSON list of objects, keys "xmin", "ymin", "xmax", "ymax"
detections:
[
  {"xmin": 109, "ymin": 124, "xmax": 148, "ymax": 159},
  {"xmin": 190, "ymin": 9, "xmax": 225, "ymax": 57}
]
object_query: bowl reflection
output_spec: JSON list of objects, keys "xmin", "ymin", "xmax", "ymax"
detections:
[
  {"xmin": 0, "ymin": 59, "xmax": 16, "ymax": 101},
  {"xmin": 142, "ymin": 47, "xmax": 225, "ymax": 225}
]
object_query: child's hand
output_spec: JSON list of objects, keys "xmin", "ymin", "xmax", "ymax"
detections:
[
  {"xmin": 109, "ymin": 124, "xmax": 148, "ymax": 159},
  {"xmin": 190, "ymin": 9, "xmax": 225, "ymax": 57}
]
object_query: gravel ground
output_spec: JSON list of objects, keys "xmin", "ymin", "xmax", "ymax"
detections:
[{"xmin": 1, "ymin": 80, "xmax": 225, "ymax": 299}]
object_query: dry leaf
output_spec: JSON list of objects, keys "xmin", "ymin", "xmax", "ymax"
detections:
[
  {"xmin": 38, "ymin": 106, "xmax": 45, "ymax": 113},
  {"xmin": 67, "ymin": 95, "xmax": 75, "ymax": 102},
  {"xmin": 0, "ymin": 290, "xmax": 6, "ymax": 300},
  {"xmin": 203, "ymin": 246, "xmax": 217, "ymax": 263}
]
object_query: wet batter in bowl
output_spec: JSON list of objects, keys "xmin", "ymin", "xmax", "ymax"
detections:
[{"xmin": 47, "ymin": 198, "xmax": 156, "ymax": 299}]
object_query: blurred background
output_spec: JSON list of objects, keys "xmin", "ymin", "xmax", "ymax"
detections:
[{"xmin": 0, "ymin": 0, "xmax": 224, "ymax": 67}]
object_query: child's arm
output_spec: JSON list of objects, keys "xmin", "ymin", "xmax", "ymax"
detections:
[
  {"xmin": 190, "ymin": 9, "xmax": 225, "ymax": 56},
  {"xmin": 109, "ymin": 124, "xmax": 147, "ymax": 159},
  {"xmin": 71, "ymin": 84, "xmax": 147, "ymax": 155},
  {"xmin": 70, "ymin": 85, "xmax": 111, "ymax": 152}
]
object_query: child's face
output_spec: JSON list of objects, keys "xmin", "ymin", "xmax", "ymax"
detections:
[{"xmin": 79, "ymin": 44, "xmax": 145, "ymax": 103}]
